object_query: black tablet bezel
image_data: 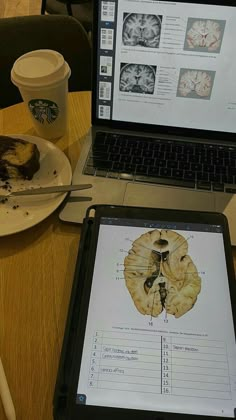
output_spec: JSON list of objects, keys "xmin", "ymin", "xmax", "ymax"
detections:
[{"xmin": 56, "ymin": 206, "xmax": 236, "ymax": 420}]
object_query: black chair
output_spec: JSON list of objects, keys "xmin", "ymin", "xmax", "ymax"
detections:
[
  {"xmin": 0, "ymin": 14, "xmax": 91, "ymax": 108},
  {"xmin": 41, "ymin": 0, "xmax": 93, "ymax": 33}
]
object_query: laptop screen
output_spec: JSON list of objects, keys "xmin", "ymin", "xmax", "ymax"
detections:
[{"xmin": 94, "ymin": 0, "xmax": 236, "ymax": 135}]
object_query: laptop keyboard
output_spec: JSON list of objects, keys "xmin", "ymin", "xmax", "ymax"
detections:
[{"xmin": 83, "ymin": 132, "xmax": 236, "ymax": 193}]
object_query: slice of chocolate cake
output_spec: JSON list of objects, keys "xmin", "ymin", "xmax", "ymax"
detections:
[{"xmin": 0, "ymin": 136, "xmax": 40, "ymax": 181}]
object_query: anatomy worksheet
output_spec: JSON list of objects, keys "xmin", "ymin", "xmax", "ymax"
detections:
[{"xmin": 77, "ymin": 219, "xmax": 236, "ymax": 417}]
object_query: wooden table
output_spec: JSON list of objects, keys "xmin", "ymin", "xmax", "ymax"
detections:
[
  {"xmin": 0, "ymin": 91, "xmax": 235, "ymax": 420},
  {"xmin": 0, "ymin": 92, "xmax": 91, "ymax": 420}
]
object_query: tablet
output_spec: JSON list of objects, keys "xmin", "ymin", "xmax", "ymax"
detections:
[{"xmin": 54, "ymin": 205, "xmax": 236, "ymax": 420}]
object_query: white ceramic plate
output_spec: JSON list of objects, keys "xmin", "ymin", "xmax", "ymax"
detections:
[{"xmin": 0, "ymin": 134, "xmax": 72, "ymax": 236}]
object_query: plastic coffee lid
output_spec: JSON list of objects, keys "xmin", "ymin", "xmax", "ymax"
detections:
[{"xmin": 11, "ymin": 49, "xmax": 71, "ymax": 88}]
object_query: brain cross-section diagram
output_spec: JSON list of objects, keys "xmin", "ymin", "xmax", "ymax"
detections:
[
  {"xmin": 122, "ymin": 13, "xmax": 162, "ymax": 48},
  {"xmin": 124, "ymin": 230, "xmax": 201, "ymax": 318},
  {"xmin": 120, "ymin": 63, "xmax": 156, "ymax": 94},
  {"xmin": 177, "ymin": 69, "xmax": 215, "ymax": 99},
  {"xmin": 184, "ymin": 19, "xmax": 226, "ymax": 53}
]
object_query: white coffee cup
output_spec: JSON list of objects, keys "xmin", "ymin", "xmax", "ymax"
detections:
[{"xmin": 11, "ymin": 49, "xmax": 71, "ymax": 140}]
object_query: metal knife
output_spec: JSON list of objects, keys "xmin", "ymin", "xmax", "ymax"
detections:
[{"xmin": 0, "ymin": 184, "xmax": 92, "ymax": 199}]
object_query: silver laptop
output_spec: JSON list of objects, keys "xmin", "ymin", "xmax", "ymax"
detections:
[{"xmin": 60, "ymin": 0, "xmax": 236, "ymax": 245}]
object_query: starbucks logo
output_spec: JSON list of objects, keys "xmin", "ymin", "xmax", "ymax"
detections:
[{"xmin": 28, "ymin": 99, "xmax": 59, "ymax": 124}]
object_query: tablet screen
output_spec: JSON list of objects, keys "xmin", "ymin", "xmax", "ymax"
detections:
[{"xmin": 76, "ymin": 217, "xmax": 236, "ymax": 417}]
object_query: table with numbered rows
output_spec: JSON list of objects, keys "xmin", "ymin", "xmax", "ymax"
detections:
[{"xmin": 88, "ymin": 330, "xmax": 231, "ymax": 400}]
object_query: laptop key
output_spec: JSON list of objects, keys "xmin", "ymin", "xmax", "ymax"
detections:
[
  {"xmin": 92, "ymin": 151, "xmax": 110, "ymax": 161},
  {"xmin": 217, "ymin": 166, "xmax": 227, "ymax": 174},
  {"xmin": 213, "ymin": 183, "xmax": 224, "ymax": 192},
  {"xmin": 96, "ymin": 170, "xmax": 107, "ymax": 177},
  {"xmin": 225, "ymin": 187, "xmax": 236, "ymax": 194},
  {"xmin": 92, "ymin": 145, "xmax": 108, "ymax": 152},
  {"xmin": 197, "ymin": 172, "xmax": 209, "ymax": 181},
  {"xmin": 153, "ymin": 151, "xmax": 165, "ymax": 159},
  {"xmin": 201, "ymin": 157, "xmax": 211, "ymax": 165},
  {"xmin": 224, "ymin": 158, "xmax": 236, "ymax": 167},
  {"xmin": 105, "ymin": 136, "xmax": 116, "ymax": 145},
  {"xmin": 213, "ymin": 157, "xmax": 224, "ymax": 166},
  {"xmin": 148, "ymin": 166, "xmax": 160, "ymax": 176},
  {"xmin": 121, "ymin": 147, "xmax": 131, "ymax": 155},
  {"xmin": 116, "ymin": 138, "xmax": 127, "ymax": 147},
  {"xmin": 153, "ymin": 143, "xmax": 160, "ymax": 151},
  {"xmin": 83, "ymin": 166, "xmax": 96, "ymax": 176},
  {"xmin": 203, "ymin": 164, "xmax": 214, "ymax": 172},
  {"xmin": 87, "ymin": 158, "xmax": 95, "ymax": 166},
  {"xmin": 108, "ymin": 172, "xmax": 119, "ymax": 179},
  {"xmin": 121, "ymin": 155, "xmax": 132, "ymax": 163},
  {"xmin": 94, "ymin": 160, "xmax": 112, "ymax": 169},
  {"xmin": 113, "ymin": 162, "xmax": 125, "ymax": 171},
  {"xmin": 143, "ymin": 150, "xmax": 153, "ymax": 158},
  {"xmin": 109, "ymin": 153, "xmax": 120, "ymax": 161},
  {"xmin": 160, "ymin": 143, "xmax": 172, "ymax": 152},
  {"xmin": 177, "ymin": 154, "xmax": 186, "ymax": 162},
  {"xmin": 172, "ymin": 145, "xmax": 183, "ymax": 153},
  {"xmin": 135, "ymin": 176, "xmax": 195, "ymax": 188},
  {"xmin": 160, "ymin": 168, "xmax": 172, "ymax": 177},
  {"xmin": 133, "ymin": 149, "xmax": 143, "ymax": 157},
  {"xmin": 109, "ymin": 146, "xmax": 120, "ymax": 154},
  {"xmin": 95, "ymin": 132, "xmax": 106, "ymax": 143},
  {"xmin": 144, "ymin": 158, "xmax": 155, "ymax": 166},
  {"xmin": 165, "ymin": 152, "xmax": 176, "ymax": 160},
  {"xmin": 184, "ymin": 171, "xmax": 196, "ymax": 180},
  {"xmin": 120, "ymin": 173, "xmax": 134, "ymax": 181},
  {"xmin": 191, "ymin": 163, "xmax": 202, "ymax": 171},
  {"xmin": 124, "ymin": 163, "xmax": 136, "ymax": 173},
  {"xmin": 179, "ymin": 162, "xmax": 190, "ymax": 170},
  {"xmin": 172, "ymin": 169, "xmax": 183, "ymax": 178},
  {"xmin": 229, "ymin": 168, "xmax": 236, "ymax": 176},
  {"xmin": 167, "ymin": 161, "xmax": 178, "ymax": 169},
  {"xmin": 197, "ymin": 181, "xmax": 211, "ymax": 190},
  {"xmin": 209, "ymin": 173, "xmax": 221, "ymax": 182},
  {"xmin": 222, "ymin": 174, "xmax": 234, "ymax": 184},
  {"xmin": 190, "ymin": 155, "xmax": 200, "ymax": 163},
  {"xmin": 132, "ymin": 156, "xmax": 143, "ymax": 164},
  {"xmin": 134, "ymin": 140, "xmax": 146, "ymax": 148},
  {"xmin": 136, "ymin": 165, "xmax": 148, "ymax": 175}
]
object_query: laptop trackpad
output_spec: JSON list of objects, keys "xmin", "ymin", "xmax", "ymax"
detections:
[{"xmin": 124, "ymin": 183, "xmax": 215, "ymax": 211}]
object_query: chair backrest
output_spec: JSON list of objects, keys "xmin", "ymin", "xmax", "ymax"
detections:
[
  {"xmin": 42, "ymin": 0, "xmax": 93, "ymax": 32},
  {"xmin": 0, "ymin": 14, "xmax": 91, "ymax": 108}
]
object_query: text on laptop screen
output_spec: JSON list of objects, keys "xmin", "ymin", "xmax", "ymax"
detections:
[
  {"xmin": 76, "ymin": 218, "xmax": 236, "ymax": 417},
  {"xmin": 95, "ymin": 1, "xmax": 236, "ymax": 134}
]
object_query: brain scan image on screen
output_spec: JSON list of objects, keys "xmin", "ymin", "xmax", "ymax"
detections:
[
  {"xmin": 122, "ymin": 13, "xmax": 162, "ymax": 48},
  {"xmin": 177, "ymin": 69, "xmax": 215, "ymax": 99},
  {"xmin": 120, "ymin": 63, "xmax": 156, "ymax": 94},
  {"xmin": 124, "ymin": 230, "xmax": 201, "ymax": 318},
  {"xmin": 184, "ymin": 18, "xmax": 226, "ymax": 53}
]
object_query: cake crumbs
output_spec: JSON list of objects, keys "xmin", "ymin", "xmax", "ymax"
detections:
[
  {"xmin": 12, "ymin": 205, "xmax": 19, "ymax": 210},
  {"xmin": 1, "ymin": 182, "xmax": 12, "ymax": 192}
]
